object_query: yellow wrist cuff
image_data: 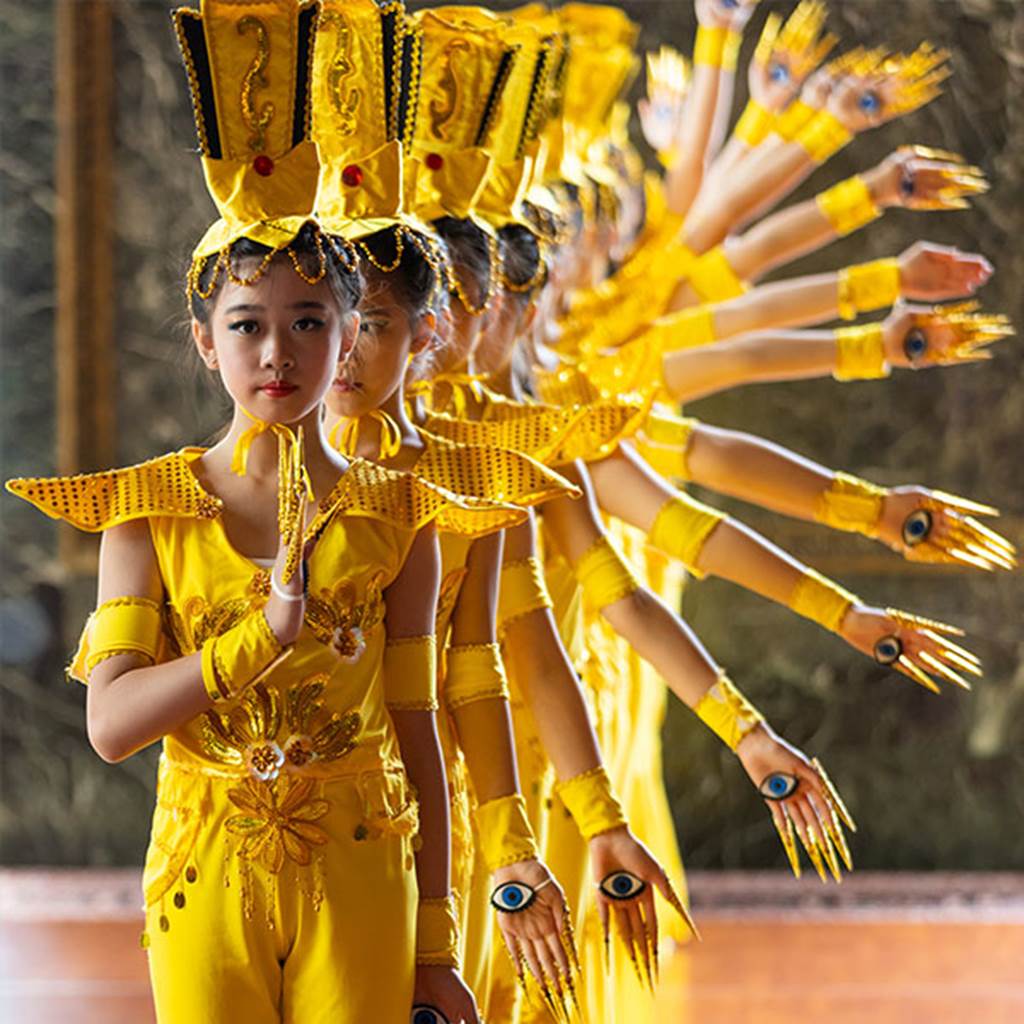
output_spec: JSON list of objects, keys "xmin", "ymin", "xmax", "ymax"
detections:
[
  {"xmin": 649, "ymin": 493, "xmax": 726, "ymax": 579},
  {"xmin": 70, "ymin": 596, "xmax": 162, "ymax": 684},
  {"xmin": 383, "ymin": 635, "xmax": 439, "ymax": 711},
  {"xmin": 773, "ymin": 99, "xmax": 817, "ymax": 141},
  {"xmin": 722, "ymin": 29, "xmax": 743, "ymax": 72},
  {"xmin": 816, "ymin": 175, "xmax": 881, "ymax": 236},
  {"xmin": 201, "ymin": 610, "xmax": 291, "ymax": 704},
  {"xmin": 694, "ymin": 25, "xmax": 728, "ymax": 67},
  {"xmin": 638, "ymin": 413, "xmax": 699, "ymax": 481},
  {"xmin": 687, "ymin": 245, "xmax": 747, "ymax": 303},
  {"xmin": 788, "ymin": 569, "xmax": 859, "ymax": 633},
  {"xmin": 833, "ymin": 324, "xmax": 890, "ymax": 380},
  {"xmin": 498, "ymin": 556, "xmax": 553, "ymax": 629},
  {"xmin": 836, "ymin": 259, "xmax": 901, "ymax": 320},
  {"xmin": 694, "ymin": 675, "xmax": 764, "ymax": 751},
  {"xmin": 416, "ymin": 895, "xmax": 461, "ymax": 968},
  {"xmin": 444, "ymin": 643, "xmax": 509, "ymax": 711},
  {"xmin": 817, "ymin": 473, "xmax": 889, "ymax": 534},
  {"xmin": 572, "ymin": 535, "xmax": 641, "ymax": 611},
  {"xmin": 555, "ymin": 766, "xmax": 627, "ymax": 840},
  {"xmin": 473, "ymin": 793, "xmax": 539, "ymax": 873},
  {"xmin": 647, "ymin": 305, "xmax": 718, "ymax": 354},
  {"xmin": 735, "ymin": 99, "xmax": 774, "ymax": 146},
  {"xmin": 794, "ymin": 110, "xmax": 852, "ymax": 163}
]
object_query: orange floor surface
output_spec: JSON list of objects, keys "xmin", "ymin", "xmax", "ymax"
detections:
[{"xmin": 3, "ymin": 916, "xmax": 1024, "ymax": 1023}]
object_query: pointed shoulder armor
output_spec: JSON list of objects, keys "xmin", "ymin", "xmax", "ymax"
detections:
[{"xmin": 5, "ymin": 450, "xmax": 223, "ymax": 532}]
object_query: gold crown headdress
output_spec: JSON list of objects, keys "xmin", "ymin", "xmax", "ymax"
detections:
[{"xmin": 173, "ymin": 0, "xmax": 322, "ymax": 281}]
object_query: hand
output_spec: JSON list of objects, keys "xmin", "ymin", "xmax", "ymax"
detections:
[
  {"xmin": 588, "ymin": 825, "xmax": 697, "ymax": 991},
  {"xmin": 840, "ymin": 604, "xmax": 982, "ymax": 693},
  {"xmin": 736, "ymin": 723, "xmax": 854, "ymax": 883},
  {"xmin": 876, "ymin": 486, "xmax": 1017, "ymax": 571},
  {"xmin": 263, "ymin": 507, "xmax": 310, "ymax": 648},
  {"xmin": 696, "ymin": 0, "xmax": 748, "ymax": 30},
  {"xmin": 749, "ymin": 4, "xmax": 835, "ymax": 111},
  {"xmin": 865, "ymin": 147, "xmax": 988, "ymax": 210},
  {"xmin": 640, "ymin": 46, "xmax": 689, "ymax": 156},
  {"xmin": 882, "ymin": 300, "xmax": 1011, "ymax": 367},
  {"xmin": 412, "ymin": 965, "xmax": 479, "ymax": 1024},
  {"xmin": 897, "ymin": 243, "xmax": 993, "ymax": 302},
  {"xmin": 491, "ymin": 859, "xmax": 580, "ymax": 1016}
]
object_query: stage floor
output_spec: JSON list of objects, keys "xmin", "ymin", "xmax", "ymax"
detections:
[{"xmin": 3, "ymin": 871, "xmax": 1023, "ymax": 1023}]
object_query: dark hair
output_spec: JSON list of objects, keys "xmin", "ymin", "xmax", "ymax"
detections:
[
  {"xmin": 498, "ymin": 224, "xmax": 545, "ymax": 303},
  {"xmin": 357, "ymin": 226, "xmax": 442, "ymax": 320},
  {"xmin": 432, "ymin": 216, "xmax": 493, "ymax": 310},
  {"xmin": 188, "ymin": 221, "xmax": 363, "ymax": 323}
]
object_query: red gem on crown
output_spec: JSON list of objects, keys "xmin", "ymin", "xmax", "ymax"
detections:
[
  {"xmin": 426, "ymin": 152, "xmax": 444, "ymax": 171},
  {"xmin": 252, "ymin": 154, "xmax": 274, "ymax": 177},
  {"xmin": 342, "ymin": 164, "xmax": 364, "ymax": 187}
]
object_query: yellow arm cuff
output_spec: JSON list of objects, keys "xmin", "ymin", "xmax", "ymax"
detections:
[
  {"xmin": 722, "ymin": 29, "xmax": 743, "ymax": 72},
  {"xmin": 647, "ymin": 305, "xmax": 718, "ymax": 354},
  {"xmin": 687, "ymin": 246, "xmax": 747, "ymax": 302},
  {"xmin": 444, "ymin": 643, "xmax": 510, "ymax": 711},
  {"xmin": 694, "ymin": 675, "xmax": 764, "ymax": 751},
  {"xmin": 473, "ymin": 793, "xmax": 539, "ymax": 872},
  {"xmin": 648, "ymin": 493, "xmax": 726, "ymax": 579},
  {"xmin": 69, "ymin": 596, "xmax": 162, "ymax": 684},
  {"xmin": 498, "ymin": 556, "xmax": 553, "ymax": 630},
  {"xmin": 383, "ymin": 635, "xmax": 439, "ymax": 711},
  {"xmin": 836, "ymin": 259, "xmax": 901, "ymax": 320},
  {"xmin": 788, "ymin": 569, "xmax": 859, "ymax": 633},
  {"xmin": 201, "ymin": 610, "xmax": 291, "ymax": 704},
  {"xmin": 416, "ymin": 895, "xmax": 461, "ymax": 968},
  {"xmin": 555, "ymin": 766, "xmax": 627, "ymax": 840},
  {"xmin": 774, "ymin": 99, "xmax": 817, "ymax": 141},
  {"xmin": 834, "ymin": 324, "xmax": 890, "ymax": 380},
  {"xmin": 793, "ymin": 110, "xmax": 852, "ymax": 163},
  {"xmin": 694, "ymin": 25, "xmax": 728, "ymax": 68},
  {"xmin": 816, "ymin": 175, "xmax": 881, "ymax": 236},
  {"xmin": 638, "ymin": 413, "xmax": 699, "ymax": 480},
  {"xmin": 817, "ymin": 473, "xmax": 889, "ymax": 534},
  {"xmin": 735, "ymin": 99, "xmax": 774, "ymax": 146},
  {"xmin": 572, "ymin": 535, "xmax": 641, "ymax": 611}
]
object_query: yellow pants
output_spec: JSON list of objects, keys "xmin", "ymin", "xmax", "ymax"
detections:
[{"xmin": 143, "ymin": 758, "xmax": 417, "ymax": 1024}]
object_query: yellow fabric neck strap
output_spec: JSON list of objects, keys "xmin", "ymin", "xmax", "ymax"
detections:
[
  {"xmin": 572, "ymin": 535, "xmax": 641, "ymax": 611},
  {"xmin": 473, "ymin": 793, "xmax": 539, "ymax": 873},
  {"xmin": 817, "ymin": 473, "xmax": 889, "ymax": 535},
  {"xmin": 383, "ymin": 635, "xmax": 439, "ymax": 712},
  {"xmin": 555, "ymin": 765, "xmax": 627, "ymax": 841},
  {"xmin": 648, "ymin": 493, "xmax": 726, "ymax": 579},
  {"xmin": 69, "ymin": 596, "xmax": 163, "ymax": 684},
  {"xmin": 416, "ymin": 895, "xmax": 461, "ymax": 969},
  {"xmin": 409, "ymin": 373, "xmax": 487, "ymax": 418},
  {"xmin": 788, "ymin": 569, "xmax": 859, "ymax": 633},
  {"xmin": 694, "ymin": 675, "xmax": 765, "ymax": 752},
  {"xmin": 498, "ymin": 556, "xmax": 553, "ymax": 630},
  {"xmin": 329, "ymin": 411, "xmax": 403, "ymax": 461}
]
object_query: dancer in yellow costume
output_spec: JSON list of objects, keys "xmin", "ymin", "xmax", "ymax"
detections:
[{"xmin": 0, "ymin": 1, "xmax": 572, "ymax": 1019}]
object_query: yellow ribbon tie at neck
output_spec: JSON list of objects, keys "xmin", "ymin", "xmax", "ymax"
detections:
[{"xmin": 331, "ymin": 410, "xmax": 403, "ymax": 461}]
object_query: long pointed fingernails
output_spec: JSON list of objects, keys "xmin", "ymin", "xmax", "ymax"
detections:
[
  {"xmin": 930, "ymin": 491, "xmax": 1000, "ymax": 517},
  {"xmin": 773, "ymin": 812, "xmax": 802, "ymax": 878},
  {"xmin": 816, "ymin": 822, "xmax": 844, "ymax": 882},
  {"xmin": 562, "ymin": 916, "xmax": 583, "ymax": 980},
  {"xmin": 664, "ymin": 879, "xmax": 701, "ymax": 941},
  {"xmin": 922, "ymin": 630, "xmax": 983, "ymax": 668},
  {"xmin": 826, "ymin": 810, "xmax": 854, "ymax": 871},
  {"xmin": 801, "ymin": 825, "xmax": 829, "ymax": 883},
  {"xmin": 812, "ymin": 758, "xmax": 857, "ymax": 832},
  {"xmin": 918, "ymin": 650, "xmax": 973, "ymax": 690},
  {"xmin": 897, "ymin": 653, "xmax": 942, "ymax": 693}
]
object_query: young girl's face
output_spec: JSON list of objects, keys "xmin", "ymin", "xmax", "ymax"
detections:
[
  {"xmin": 474, "ymin": 288, "xmax": 534, "ymax": 376},
  {"xmin": 326, "ymin": 274, "xmax": 433, "ymax": 420},
  {"xmin": 194, "ymin": 258, "xmax": 356, "ymax": 424}
]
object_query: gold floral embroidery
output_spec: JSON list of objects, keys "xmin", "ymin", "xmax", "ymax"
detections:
[
  {"xmin": 304, "ymin": 574, "xmax": 384, "ymax": 662},
  {"xmin": 225, "ymin": 775, "xmax": 329, "ymax": 872},
  {"xmin": 201, "ymin": 677, "xmax": 361, "ymax": 775},
  {"xmin": 237, "ymin": 15, "xmax": 274, "ymax": 152}
]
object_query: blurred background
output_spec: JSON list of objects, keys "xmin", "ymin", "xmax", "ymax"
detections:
[{"xmin": 1, "ymin": 0, "xmax": 1021, "ymax": 880}]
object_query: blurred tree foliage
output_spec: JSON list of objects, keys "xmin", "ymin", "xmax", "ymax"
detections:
[{"xmin": 0, "ymin": 0, "xmax": 1020, "ymax": 870}]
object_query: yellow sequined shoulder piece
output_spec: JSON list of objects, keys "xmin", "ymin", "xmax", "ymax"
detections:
[
  {"xmin": 5, "ymin": 449, "xmax": 223, "ymax": 532},
  {"xmin": 414, "ymin": 432, "xmax": 581, "ymax": 507},
  {"xmin": 316, "ymin": 457, "xmax": 533, "ymax": 539}
]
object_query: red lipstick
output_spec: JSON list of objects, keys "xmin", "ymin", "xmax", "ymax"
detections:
[{"xmin": 260, "ymin": 381, "xmax": 297, "ymax": 398}]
